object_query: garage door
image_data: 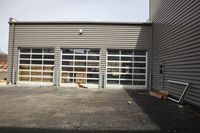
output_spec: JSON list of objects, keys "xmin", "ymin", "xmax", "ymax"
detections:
[
  {"xmin": 106, "ymin": 49, "xmax": 147, "ymax": 89},
  {"xmin": 61, "ymin": 49, "xmax": 100, "ymax": 88},
  {"xmin": 18, "ymin": 48, "xmax": 54, "ymax": 85}
]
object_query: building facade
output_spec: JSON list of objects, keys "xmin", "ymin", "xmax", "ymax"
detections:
[
  {"xmin": 7, "ymin": 0, "xmax": 200, "ymax": 107},
  {"xmin": 150, "ymin": 0, "xmax": 200, "ymax": 107},
  {"xmin": 7, "ymin": 21, "xmax": 152, "ymax": 89}
]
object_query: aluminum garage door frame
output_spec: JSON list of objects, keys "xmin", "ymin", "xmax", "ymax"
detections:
[
  {"xmin": 17, "ymin": 48, "xmax": 55, "ymax": 86},
  {"xmin": 106, "ymin": 49, "xmax": 148, "ymax": 89},
  {"xmin": 60, "ymin": 48, "xmax": 100, "ymax": 88}
]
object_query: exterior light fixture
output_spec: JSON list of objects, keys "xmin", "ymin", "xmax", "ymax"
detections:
[{"xmin": 79, "ymin": 29, "xmax": 83, "ymax": 35}]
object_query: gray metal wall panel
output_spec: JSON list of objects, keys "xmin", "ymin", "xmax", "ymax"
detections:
[
  {"xmin": 13, "ymin": 25, "xmax": 151, "ymax": 48},
  {"xmin": 54, "ymin": 47, "xmax": 61, "ymax": 86},
  {"xmin": 100, "ymin": 48, "xmax": 107, "ymax": 88},
  {"xmin": 9, "ymin": 23, "xmax": 152, "ymax": 88},
  {"xmin": 150, "ymin": 0, "xmax": 200, "ymax": 107},
  {"xmin": 13, "ymin": 46, "xmax": 18, "ymax": 84},
  {"xmin": 7, "ymin": 24, "xmax": 15, "ymax": 84}
]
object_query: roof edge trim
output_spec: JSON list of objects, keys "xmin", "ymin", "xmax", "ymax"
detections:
[{"xmin": 8, "ymin": 21, "xmax": 152, "ymax": 25}]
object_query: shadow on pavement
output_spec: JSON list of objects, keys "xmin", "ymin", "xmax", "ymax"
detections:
[
  {"xmin": 125, "ymin": 89, "xmax": 200, "ymax": 133},
  {"xmin": 0, "ymin": 126, "xmax": 164, "ymax": 133}
]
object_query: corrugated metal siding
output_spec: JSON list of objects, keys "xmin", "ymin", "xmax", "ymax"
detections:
[
  {"xmin": 54, "ymin": 47, "xmax": 61, "ymax": 86},
  {"xmin": 13, "ymin": 46, "xmax": 18, "ymax": 84},
  {"xmin": 13, "ymin": 24, "xmax": 151, "ymax": 48},
  {"xmin": 100, "ymin": 48, "xmax": 107, "ymax": 88},
  {"xmin": 150, "ymin": 0, "xmax": 200, "ymax": 107},
  {"xmin": 8, "ymin": 23, "xmax": 152, "ymax": 88},
  {"xmin": 7, "ymin": 24, "xmax": 15, "ymax": 83}
]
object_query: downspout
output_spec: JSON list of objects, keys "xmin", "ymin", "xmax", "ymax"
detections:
[
  {"xmin": 150, "ymin": 23, "xmax": 153, "ymax": 90},
  {"xmin": 10, "ymin": 18, "xmax": 16, "ymax": 84},
  {"xmin": 11, "ymin": 23, "xmax": 15, "ymax": 84},
  {"xmin": 149, "ymin": 0, "xmax": 153, "ymax": 90}
]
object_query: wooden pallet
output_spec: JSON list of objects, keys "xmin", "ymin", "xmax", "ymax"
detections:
[
  {"xmin": 77, "ymin": 82, "xmax": 88, "ymax": 89},
  {"xmin": 149, "ymin": 90, "xmax": 169, "ymax": 99}
]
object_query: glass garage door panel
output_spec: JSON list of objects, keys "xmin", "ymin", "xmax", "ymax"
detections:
[
  {"xmin": 61, "ymin": 49, "xmax": 100, "ymax": 86},
  {"xmin": 18, "ymin": 48, "xmax": 54, "ymax": 84},
  {"xmin": 107, "ymin": 49, "xmax": 147, "ymax": 88}
]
